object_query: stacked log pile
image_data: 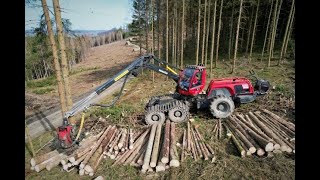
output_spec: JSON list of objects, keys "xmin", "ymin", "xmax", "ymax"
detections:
[
  {"xmin": 112, "ymin": 120, "xmax": 184, "ymax": 173},
  {"xmin": 224, "ymin": 109, "xmax": 295, "ymax": 157},
  {"xmin": 180, "ymin": 121, "xmax": 216, "ymax": 162}
]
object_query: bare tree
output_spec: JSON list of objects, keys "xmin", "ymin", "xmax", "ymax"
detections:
[
  {"xmin": 249, "ymin": 0, "xmax": 260, "ymax": 62},
  {"xmin": 232, "ymin": 0, "xmax": 243, "ymax": 73},
  {"xmin": 201, "ymin": 0, "xmax": 207, "ymax": 64},
  {"xmin": 180, "ymin": 0, "xmax": 185, "ymax": 68},
  {"xmin": 52, "ymin": 0, "xmax": 74, "ymax": 123},
  {"xmin": 215, "ymin": 0, "xmax": 223, "ymax": 67},
  {"xmin": 196, "ymin": 0, "xmax": 201, "ymax": 65},
  {"xmin": 210, "ymin": 0, "xmax": 217, "ymax": 77},
  {"xmin": 261, "ymin": 0, "xmax": 274, "ymax": 61}
]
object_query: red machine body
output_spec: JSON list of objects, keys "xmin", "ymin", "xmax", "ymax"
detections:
[{"xmin": 57, "ymin": 125, "xmax": 73, "ymax": 148}]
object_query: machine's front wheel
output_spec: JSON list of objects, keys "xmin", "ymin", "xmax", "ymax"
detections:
[
  {"xmin": 210, "ymin": 95, "xmax": 235, "ymax": 118},
  {"xmin": 168, "ymin": 103, "xmax": 189, "ymax": 123},
  {"xmin": 145, "ymin": 107, "xmax": 166, "ymax": 125}
]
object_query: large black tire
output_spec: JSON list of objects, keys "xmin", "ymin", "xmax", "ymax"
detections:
[
  {"xmin": 168, "ymin": 102, "xmax": 189, "ymax": 123},
  {"xmin": 210, "ymin": 95, "xmax": 235, "ymax": 118},
  {"xmin": 145, "ymin": 110, "xmax": 166, "ymax": 125}
]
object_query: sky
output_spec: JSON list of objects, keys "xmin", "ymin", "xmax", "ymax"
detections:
[{"xmin": 25, "ymin": 0, "xmax": 133, "ymax": 31}]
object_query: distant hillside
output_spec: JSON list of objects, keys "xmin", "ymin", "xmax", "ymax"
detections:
[{"xmin": 25, "ymin": 29, "xmax": 116, "ymax": 37}]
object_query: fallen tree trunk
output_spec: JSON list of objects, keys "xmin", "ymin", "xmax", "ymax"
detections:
[
  {"xmin": 169, "ymin": 122, "xmax": 180, "ymax": 167},
  {"xmin": 150, "ymin": 123, "xmax": 163, "ymax": 167},
  {"xmin": 161, "ymin": 120, "xmax": 171, "ymax": 164},
  {"xmin": 230, "ymin": 116, "xmax": 265, "ymax": 156},
  {"xmin": 34, "ymin": 153, "xmax": 62, "ymax": 172},
  {"xmin": 46, "ymin": 153, "xmax": 68, "ymax": 171},
  {"xmin": 194, "ymin": 127, "xmax": 211, "ymax": 157},
  {"xmin": 142, "ymin": 124, "xmax": 157, "ymax": 172},
  {"xmin": 129, "ymin": 129, "xmax": 134, "ymax": 149},
  {"xmin": 31, "ymin": 150, "xmax": 59, "ymax": 167},
  {"xmin": 191, "ymin": 126, "xmax": 203, "ymax": 158},
  {"xmin": 187, "ymin": 121, "xmax": 191, "ymax": 152},
  {"xmin": 262, "ymin": 109, "xmax": 295, "ymax": 131},
  {"xmin": 226, "ymin": 119, "xmax": 256, "ymax": 154},
  {"xmin": 112, "ymin": 127, "xmax": 150, "ymax": 166},
  {"xmin": 234, "ymin": 117, "xmax": 274, "ymax": 152},
  {"xmin": 181, "ymin": 129, "xmax": 186, "ymax": 162},
  {"xmin": 249, "ymin": 112, "xmax": 289, "ymax": 152}
]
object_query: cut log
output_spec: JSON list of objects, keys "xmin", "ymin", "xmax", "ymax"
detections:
[
  {"xmin": 137, "ymin": 148, "xmax": 146, "ymax": 165},
  {"xmin": 226, "ymin": 119, "xmax": 256, "ymax": 153},
  {"xmin": 112, "ymin": 127, "xmax": 151, "ymax": 166},
  {"xmin": 118, "ymin": 128, "xmax": 127, "ymax": 149},
  {"xmin": 249, "ymin": 112, "xmax": 289, "ymax": 152},
  {"xmin": 192, "ymin": 126, "xmax": 208, "ymax": 160},
  {"xmin": 218, "ymin": 119, "xmax": 222, "ymax": 139},
  {"xmin": 187, "ymin": 121, "xmax": 191, "ymax": 152},
  {"xmin": 79, "ymin": 168, "xmax": 84, "ymax": 176},
  {"xmin": 34, "ymin": 152, "xmax": 61, "ymax": 172},
  {"xmin": 223, "ymin": 123, "xmax": 232, "ymax": 138},
  {"xmin": 262, "ymin": 109, "xmax": 295, "ymax": 132},
  {"xmin": 232, "ymin": 115, "xmax": 274, "ymax": 152},
  {"xmin": 81, "ymin": 127, "xmax": 109, "ymax": 168},
  {"xmin": 194, "ymin": 126, "xmax": 211, "ymax": 157},
  {"xmin": 130, "ymin": 143, "xmax": 146, "ymax": 166},
  {"xmin": 231, "ymin": 134, "xmax": 246, "ymax": 158},
  {"xmin": 230, "ymin": 116, "xmax": 264, "ymax": 154},
  {"xmin": 259, "ymin": 113, "xmax": 295, "ymax": 137},
  {"xmin": 113, "ymin": 130, "xmax": 123, "ymax": 151},
  {"xmin": 244, "ymin": 115, "xmax": 261, "ymax": 133},
  {"xmin": 169, "ymin": 122, "xmax": 180, "ymax": 167},
  {"xmin": 100, "ymin": 126, "xmax": 117, "ymax": 150},
  {"xmin": 190, "ymin": 135, "xmax": 197, "ymax": 161},
  {"xmin": 150, "ymin": 123, "xmax": 163, "ymax": 167},
  {"xmin": 155, "ymin": 162, "xmax": 165, "ymax": 172},
  {"xmin": 181, "ymin": 129, "xmax": 186, "ymax": 162},
  {"xmin": 129, "ymin": 128, "xmax": 134, "ymax": 149},
  {"xmin": 191, "ymin": 125, "xmax": 203, "ymax": 158},
  {"xmin": 142, "ymin": 124, "xmax": 157, "ymax": 171},
  {"xmin": 161, "ymin": 120, "xmax": 171, "ymax": 164},
  {"xmin": 85, "ymin": 145, "xmax": 104, "ymax": 173},
  {"xmin": 45, "ymin": 153, "xmax": 68, "ymax": 171},
  {"xmin": 30, "ymin": 150, "xmax": 59, "ymax": 167},
  {"xmin": 124, "ymin": 139, "xmax": 148, "ymax": 165},
  {"xmin": 73, "ymin": 153, "xmax": 88, "ymax": 166}
]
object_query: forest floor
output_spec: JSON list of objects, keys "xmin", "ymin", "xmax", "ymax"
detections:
[{"xmin": 25, "ymin": 49, "xmax": 295, "ymax": 179}]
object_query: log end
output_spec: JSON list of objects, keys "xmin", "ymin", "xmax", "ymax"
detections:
[
  {"xmin": 69, "ymin": 157, "xmax": 75, "ymax": 163},
  {"xmin": 89, "ymin": 172, "xmax": 94, "ymax": 176},
  {"xmin": 249, "ymin": 147, "xmax": 257, "ymax": 154},
  {"xmin": 34, "ymin": 165, "xmax": 40, "ymax": 172},
  {"xmin": 156, "ymin": 163, "xmax": 165, "ymax": 172},
  {"xmin": 280, "ymin": 145, "xmax": 288, "ymax": 152},
  {"xmin": 169, "ymin": 159, "xmax": 180, "ymax": 167},
  {"xmin": 142, "ymin": 164, "xmax": 149, "ymax": 171},
  {"xmin": 84, "ymin": 165, "xmax": 93, "ymax": 173},
  {"xmin": 30, "ymin": 166, "xmax": 35, "ymax": 171},
  {"xmin": 273, "ymin": 144, "xmax": 281, "ymax": 150},
  {"xmin": 246, "ymin": 151, "xmax": 252, "ymax": 156},
  {"xmin": 30, "ymin": 158, "xmax": 36, "ymax": 167},
  {"xmin": 79, "ymin": 169, "xmax": 84, "ymax": 176},
  {"xmin": 240, "ymin": 151, "xmax": 246, "ymax": 158},
  {"xmin": 265, "ymin": 143, "xmax": 274, "ymax": 152},
  {"xmin": 79, "ymin": 163, "xmax": 85, "ymax": 169},
  {"xmin": 257, "ymin": 149, "xmax": 265, "ymax": 156},
  {"xmin": 161, "ymin": 157, "xmax": 169, "ymax": 164},
  {"xmin": 150, "ymin": 162, "xmax": 157, "ymax": 168}
]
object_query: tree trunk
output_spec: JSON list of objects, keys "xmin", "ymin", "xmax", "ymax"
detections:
[
  {"xmin": 261, "ymin": 109, "xmax": 295, "ymax": 131},
  {"xmin": 215, "ymin": 0, "xmax": 223, "ymax": 68},
  {"xmin": 145, "ymin": 0, "xmax": 149, "ymax": 53},
  {"xmin": 181, "ymin": 0, "xmax": 185, "ymax": 68},
  {"xmin": 249, "ymin": 0, "xmax": 260, "ymax": 62},
  {"xmin": 169, "ymin": 122, "xmax": 180, "ymax": 167},
  {"xmin": 172, "ymin": 8, "xmax": 175, "ymax": 66},
  {"xmin": 142, "ymin": 124, "xmax": 157, "ymax": 172},
  {"xmin": 210, "ymin": 0, "xmax": 217, "ymax": 77},
  {"xmin": 245, "ymin": 7, "xmax": 254, "ymax": 56},
  {"xmin": 30, "ymin": 150, "xmax": 59, "ymax": 167},
  {"xmin": 279, "ymin": 0, "xmax": 294, "ymax": 64},
  {"xmin": 161, "ymin": 120, "xmax": 171, "ymax": 164},
  {"xmin": 204, "ymin": 0, "xmax": 211, "ymax": 67},
  {"xmin": 52, "ymin": 0, "xmax": 75, "ymax": 123},
  {"xmin": 283, "ymin": 5, "xmax": 295, "ymax": 59},
  {"xmin": 271, "ymin": 0, "xmax": 283, "ymax": 58},
  {"xmin": 166, "ymin": 0, "xmax": 169, "ymax": 65},
  {"xmin": 261, "ymin": 0, "xmax": 274, "ymax": 61},
  {"xmin": 41, "ymin": 0, "xmax": 68, "ymax": 116},
  {"xmin": 181, "ymin": 129, "xmax": 186, "ymax": 162},
  {"xmin": 150, "ymin": 123, "xmax": 162, "ymax": 167},
  {"xmin": 196, "ymin": 0, "xmax": 201, "ymax": 65},
  {"xmin": 228, "ymin": 0, "xmax": 234, "ymax": 60},
  {"xmin": 201, "ymin": 0, "xmax": 207, "ymax": 64},
  {"xmin": 232, "ymin": 0, "xmax": 242, "ymax": 73},
  {"xmin": 248, "ymin": 112, "xmax": 288, "ymax": 151},
  {"xmin": 151, "ymin": 0, "xmax": 155, "ymax": 82},
  {"xmin": 268, "ymin": 0, "xmax": 279, "ymax": 67}
]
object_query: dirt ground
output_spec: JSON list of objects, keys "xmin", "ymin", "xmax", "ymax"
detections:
[{"xmin": 25, "ymin": 40, "xmax": 144, "ymax": 118}]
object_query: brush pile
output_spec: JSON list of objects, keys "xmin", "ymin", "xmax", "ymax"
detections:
[{"xmin": 224, "ymin": 109, "xmax": 295, "ymax": 157}]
